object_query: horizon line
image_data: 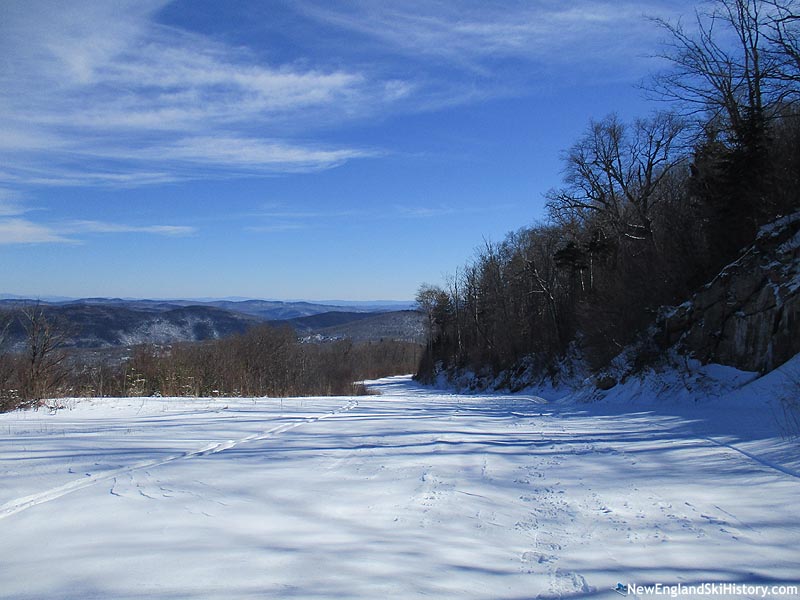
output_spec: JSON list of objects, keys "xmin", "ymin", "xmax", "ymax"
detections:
[{"xmin": 0, "ymin": 293, "xmax": 415, "ymax": 306}]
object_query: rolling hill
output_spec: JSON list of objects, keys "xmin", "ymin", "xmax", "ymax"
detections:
[{"xmin": 0, "ymin": 298, "xmax": 424, "ymax": 348}]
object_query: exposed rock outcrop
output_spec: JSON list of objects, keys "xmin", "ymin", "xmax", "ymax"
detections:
[{"xmin": 660, "ymin": 212, "xmax": 800, "ymax": 373}]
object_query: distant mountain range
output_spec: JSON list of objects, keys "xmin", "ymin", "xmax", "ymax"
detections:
[
  {"xmin": 0, "ymin": 297, "xmax": 423, "ymax": 349},
  {"xmin": 0, "ymin": 295, "xmax": 415, "ymax": 312}
]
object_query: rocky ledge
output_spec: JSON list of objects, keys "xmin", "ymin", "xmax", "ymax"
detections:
[{"xmin": 660, "ymin": 212, "xmax": 800, "ymax": 373}]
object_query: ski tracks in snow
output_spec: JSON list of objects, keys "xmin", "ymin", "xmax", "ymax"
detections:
[{"xmin": 0, "ymin": 398, "xmax": 358, "ymax": 521}]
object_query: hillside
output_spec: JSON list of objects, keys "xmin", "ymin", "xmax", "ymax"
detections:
[
  {"xmin": 200, "ymin": 299, "xmax": 371, "ymax": 320},
  {"xmin": 1, "ymin": 303, "xmax": 262, "ymax": 350},
  {"xmin": 317, "ymin": 310, "xmax": 425, "ymax": 343},
  {"xmin": 0, "ymin": 299, "xmax": 423, "ymax": 350},
  {"xmin": 422, "ymin": 211, "xmax": 800, "ymax": 397},
  {"xmin": 277, "ymin": 310, "xmax": 426, "ymax": 343},
  {"xmin": 272, "ymin": 310, "xmax": 379, "ymax": 332}
]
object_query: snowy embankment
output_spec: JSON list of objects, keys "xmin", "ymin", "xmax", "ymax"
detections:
[{"xmin": 1, "ymin": 368, "xmax": 799, "ymax": 599}]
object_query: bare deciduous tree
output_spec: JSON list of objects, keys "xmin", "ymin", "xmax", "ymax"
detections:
[
  {"xmin": 0, "ymin": 311, "xmax": 16, "ymax": 410},
  {"xmin": 649, "ymin": 0, "xmax": 798, "ymax": 142},
  {"xmin": 546, "ymin": 112, "xmax": 686, "ymax": 242},
  {"xmin": 18, "ymin": 303, "xmax": 69, "ymax": 405},
  {"xmin": 764, "ymin": 0, "xmax": 800, "ymax": 88},
  {"xmin": 416, "ymin": 284, "xmax": 447, "ymax": 353}
]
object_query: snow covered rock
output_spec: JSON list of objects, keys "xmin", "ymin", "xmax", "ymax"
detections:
[{"xmin": 660, "ymin": 212, "xmax": 800, "ymax": 372}]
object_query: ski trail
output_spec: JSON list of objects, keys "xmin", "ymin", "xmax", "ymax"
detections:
[{"xmin": 0, "ymin": 398, "xmax": 358, "ymax": 521}]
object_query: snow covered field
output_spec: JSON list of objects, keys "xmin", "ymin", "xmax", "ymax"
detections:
[{"xmin": 1, "ymin": 374, "xmax": 799, "ymax": 599}]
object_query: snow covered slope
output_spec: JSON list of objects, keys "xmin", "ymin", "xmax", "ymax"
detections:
[{"xmin": 1, "ymin": 375, "xmax": 798, "ymax": 599}]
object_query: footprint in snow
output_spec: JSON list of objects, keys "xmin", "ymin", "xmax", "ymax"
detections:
[
  {"xmin": 521, "ymin": 550, "xmax": 555, "ymax": 564},
  {"xmin": 542, "ymin": 570, "xmax": 595, "ymax": 598}
]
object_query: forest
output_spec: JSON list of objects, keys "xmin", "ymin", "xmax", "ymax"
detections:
[{"xmin": 416, "ymin": 0, "xmax": 800, "ymax": 385}]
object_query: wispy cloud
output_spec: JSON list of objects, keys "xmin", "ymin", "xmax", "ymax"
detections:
[
  {"xmin": 0, "ymin": 219, "xmax": 75, "ymax": 245},
  {"xmin": 245, "ymin": 223, "xmax": 311, "ymax": 233},
  {"xmin": 242, "ymin": 201, "xmax": 513, "ymax": 234},
  {"xmin": 62, "ymin": 221, "xmax": 196, "ymax": 237},
  {"xmin": 0, "ymin": 1, "xmax": 392, "ymax": 187},
  {"xmin": 0, "ymin": 1, "xmax": 692, "ymax": 189},
  {"xmin": 0, "ymin": 216, "xmax": 196, "ymax": 245},
  {"xmin": 153, "ymin": 137, "xmax": 377, "ymax": 173},
  {"xmin": 394, "ymin": 206, "xmax": 460, "ymax": 219},
  {"xmin": 392, "ymin": 203, "xmax": 517, "ymax": 220},
  {"xmin": 253, "ymin": 204, "xmax": 362, "ymax": 220},
  {"xmin": 0, "ymin": 192, "xmax": 30, "ymax": 217},
  {"xmin": 243, "ymin": 203, "xmax": 361, "ymax": 234},
  {"xmin": 294, "ymin": 1, "xmax": 689, "ymax": 76}
]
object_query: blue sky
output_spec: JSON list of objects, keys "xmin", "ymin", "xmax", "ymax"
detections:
[{"xmin": 0, "ymin": 0, "xmax": 695, "ymax": 301}]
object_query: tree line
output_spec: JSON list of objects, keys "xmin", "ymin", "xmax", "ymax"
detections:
[
  {"xmin": 0, "ymin": 305, "xmax": 421, "ymax": 411},
  {"xmin": 416, "ymin": 0, "xmax": 800, "ymax": 384}
]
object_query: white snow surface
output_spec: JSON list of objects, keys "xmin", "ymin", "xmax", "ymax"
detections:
[{"xmin": 1, "ymin": 368, "xmax": 799, "ymax": 599}]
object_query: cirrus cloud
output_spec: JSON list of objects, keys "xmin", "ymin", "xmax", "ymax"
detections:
[
  {"xmin": 0, "ymin": 216, "xmax": 197, "ymax": 245},
  {"xmin": 0, "ymin": 218, "xmax": 75, "ymax": 245},
  {"xmin": 0, "ymin": 1, "xmax": 693, "ymax": 190},
  {"xmin": 0, "ymin": 1, "xmax": 392, "ymax": 187}
]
